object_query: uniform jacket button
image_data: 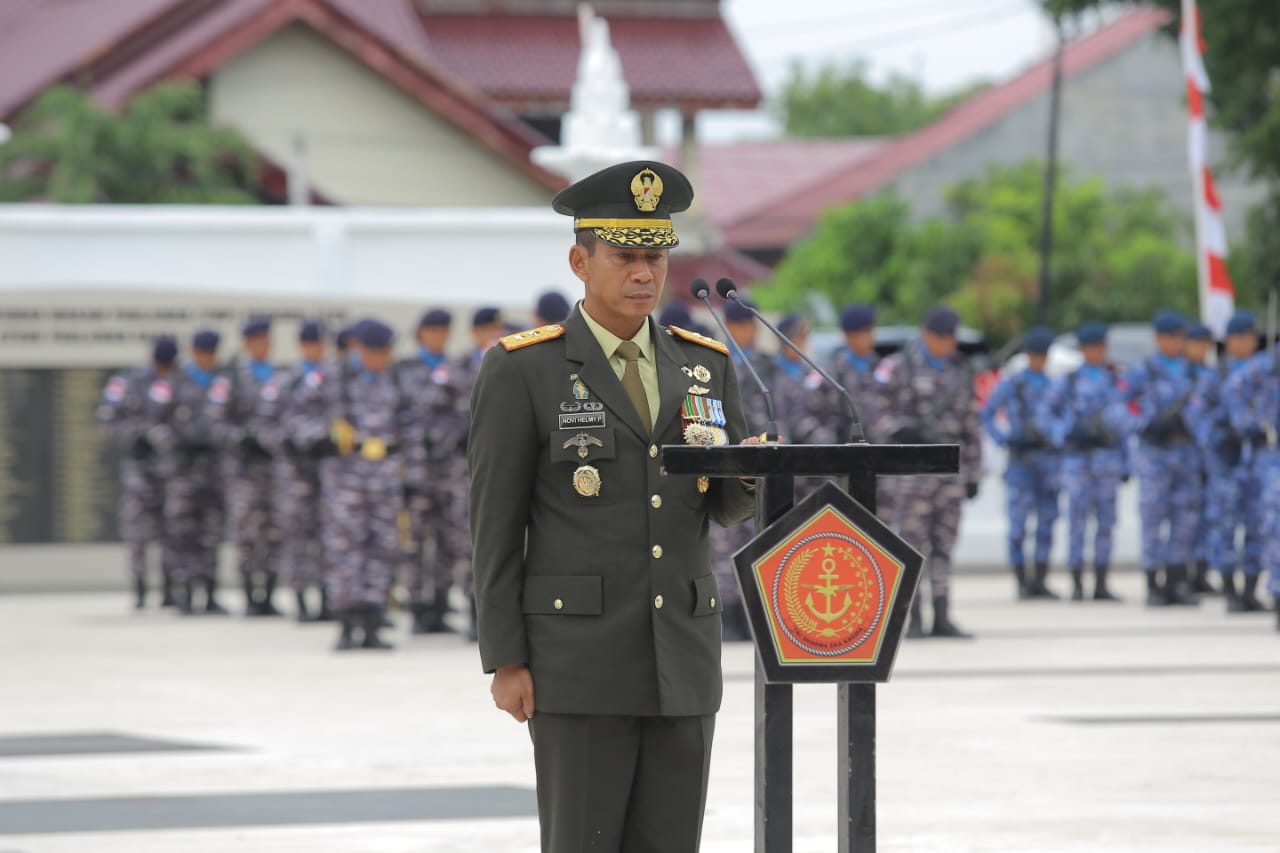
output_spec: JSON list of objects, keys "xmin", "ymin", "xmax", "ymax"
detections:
[
  {"xmin": 651, "ymin": 545, "xmax": 663, "ymax": 559},
  {"xmin": 649, "ymin": 444, "xmax": 658, "ymax": 458},
  {"xmin": 709, "ymin": 597, "xmax": 717, "ymax": 609},
  {"xmin": 650, "ymin": 494, "xmax": 662, "ymax": 509},
  {"xmin": 554, "ymin": 598, "xmax": 564, "ymax": 610},
  {"xmin": 654, "ymin": 594, "xmax": 664, "ymax": 609}
]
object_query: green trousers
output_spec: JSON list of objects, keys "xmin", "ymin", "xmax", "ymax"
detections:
[{"xmin": 528, "ymin": 712, "xmax": 716, "ymax": 853}]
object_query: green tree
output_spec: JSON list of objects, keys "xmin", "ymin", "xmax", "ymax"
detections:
[
  {"xmin": 758, "ymin": 163, "xmax": 1197, "ymax": 343},
  {"xmin": 780, "ymin": 59, "xmax": 988, "ymax": 138},
  {"xmin": 0, "ymin": 82, "xmax": 259, "ymax": 203}
]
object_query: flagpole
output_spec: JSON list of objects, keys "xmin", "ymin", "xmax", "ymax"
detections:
[{"xmin": 1182, "ymin": 0, "xmax": 1211, "ymax": 331}]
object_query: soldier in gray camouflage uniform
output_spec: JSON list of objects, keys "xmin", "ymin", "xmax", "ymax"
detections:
[
  {"xmin": 708, "ymin": 298, "xmax": 771, "ymax": 641},
  {"xmin": 164, "ymin": 330, "xmax": 228, "ymax": 614},
  {"xmin": 256, "ymin": 321, "xmax": 330, "ymax": 622},
  {"xmin": 97, "ymin": 337, "xmax": 180, "ymax": 610},
  {"xmin": 320, "ymin": 320, "xmax": 427, "ymax": 650},
  {"xmin": 874, "ymin": 306, "xmax": 982, "ymax": 639},
  {"xmin": 208, "ymin": 318, "xmax": 283, "ymax": 616}
]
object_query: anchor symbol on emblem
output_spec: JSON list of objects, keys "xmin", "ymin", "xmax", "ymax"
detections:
[{"xmin": 800, "ymin": 555, "xmax": 856, "ymax": 623}]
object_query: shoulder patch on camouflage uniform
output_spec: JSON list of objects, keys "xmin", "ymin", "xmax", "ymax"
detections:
[
  {"xmin": 499, "ymin": 324, "xmax": 565, "ymax": 351},
  {"xmin": 666, "ymin": 325, "xmax": 729, "ymax": 356}
]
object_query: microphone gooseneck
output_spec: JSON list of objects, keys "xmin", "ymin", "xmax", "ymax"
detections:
[
  {"xmin": 719, "ymin": 278, "xmax": 867, "ymax": 443},
  {"xmin": 690, "ymin": 279, "xmax": 778, "ymax": 439}
]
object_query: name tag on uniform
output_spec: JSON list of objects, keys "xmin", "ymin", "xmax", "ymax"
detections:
[{"xmin": 559, "ymin": 412, "xmax": 606, "ymax": 430}]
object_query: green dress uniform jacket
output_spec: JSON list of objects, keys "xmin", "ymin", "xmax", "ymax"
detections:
[{"xmin": 468, "ymin": 306, "xmax": 756, "ymax": 717}]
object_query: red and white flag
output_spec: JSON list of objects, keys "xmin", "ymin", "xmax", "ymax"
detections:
[{"xmin": 1180, "ymin": 0, "xmax": 1234, "ymax": 338}]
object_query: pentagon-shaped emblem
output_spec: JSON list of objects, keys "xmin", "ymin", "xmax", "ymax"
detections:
[{"xmin": 734, "ymin": 481, "xmax": 923, "ymax": 683}]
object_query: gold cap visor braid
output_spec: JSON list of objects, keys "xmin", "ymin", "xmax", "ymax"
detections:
[{"xmin": 575, "ymin": 217, "xmax": 679, "ymax": 249}]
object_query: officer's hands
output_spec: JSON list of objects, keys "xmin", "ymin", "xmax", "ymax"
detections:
[
  {"xmin": 965, "ymin": 481, "xmax": 980, "ymax": 500},
  {"xmin": 492, "ymin": 664, "xmax": 536, "ymax": 723}
]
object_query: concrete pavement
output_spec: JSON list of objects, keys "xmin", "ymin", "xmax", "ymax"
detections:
[{"xmin": 1, "ymin": 572, "xmax": 1277, "ymax": 852}]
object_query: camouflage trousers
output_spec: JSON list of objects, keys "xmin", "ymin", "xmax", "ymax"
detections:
[
  {"xmin": 403, "ymin": 474, "xmax": 470, "ymax": 606},
  {"xmin": 1205, "ymin": 459, "xmax": 1264, "ymax": 577},
  {"xmin": 323, "ymin": 456, "xmax": 403, "ymax": 611},
  {"xmin": 1135, "ymin": 442, "xmax": 1202, "ymax": 571},
  {"xmin": 226, "ymin": 458, "xmax": 281, "ymax": 585},
  {"xmin": 1062, "ymin": 449, "xmax": 1123, "ymax": 570},
  {"xmin": 165, "ymin": 454, "xmax": 224, "ymax": 585},
  {"xmin": 1252, "ymin": 449, "xmax": 1280, "ymax": 596},
  {"xmin": 276, "ymin": 459, "xmax": 326, "ymax": 591},
  {"xmin": 893, "ymin": 474, "xmax": 964, "ymax": 598},
  {"xmin": 1003, "ymin": 449, "xmax": 1060, "ymax": 568},
  {"xmin": 119, "ymin": 459, "xmax": 174, "ymax": 581}
]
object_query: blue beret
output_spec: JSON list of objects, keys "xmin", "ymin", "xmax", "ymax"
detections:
[
  {"xmin": 1152, "ymin": 309, "xmax": 1187, "ymax": 335},
  {"xmin": 658, "ymin": 302, "xmax": 692, "ymax": 329},
  {"xmin": 923, "ymin": 305, "xmax": 960, "ymax": 336},
  {"xmin": 242, "ymin": 317, "xmax": 271, "ymax": 337},
  {"xmin": 723, "ymin": 299, "xmax": 755, "ymax": 323},
  {"xmin": 840, "ymin": 304, "xmax": 876, "ymax": 332},
  {"xmin": 1225, "ymin": 310, "xmax": 1256, "ymax": 336},
  {"xmin": 335, "ymin": 327, "xmax": 353, "ymax": 350},
  {"xmin": 535, "ymin": 291, "xmax": 571, "ymax": 323},
  {"xmin": 191, "ymin": 329, "xmax": 220, "ymax": 352},
  {"xmin": 1022, "ymin": 326, "xmax": 1055, "ymax": 354},
  {"xmin": 777, "ymin": 313, "xmax": 808, "ymax": 338},
  {"xmin": 472, "ymin": 306, "xmax": 501, "ymax": 327},
  {"xmin": 299, "ymin": 320, "xmax": 324, "ymax": 343},
  {"xmin": 358, "ymin": 320, "xmax": 394, "ymax": 350},
  {"xmin": 1186, "ymin": 322, "xmax": 1212, "ymax": 341},
  {"xmin": 152, "ymin": 336, "xmax": 178, "ymax": 365},
  {"xmin": 1076, "ymin": 322, "xmax": 1108, "ymax": 346},
  {"xmin": 419, "ymin": 309, "xmax": 452, "ymax": 329}
]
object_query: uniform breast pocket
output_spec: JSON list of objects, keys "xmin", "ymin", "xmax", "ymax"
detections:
[{"xmin": 550, "ymin": 427, "xmax": 618, "ymax": 501}]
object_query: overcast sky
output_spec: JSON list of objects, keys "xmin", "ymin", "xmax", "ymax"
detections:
[{"xmin": 697, "ymin": 0, "xmax": 1063, "ymax": 142}]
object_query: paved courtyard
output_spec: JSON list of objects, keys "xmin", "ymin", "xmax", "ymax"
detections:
[{"xmin": 1, "ymin": 571, "xmax": 1278, "ymax": 852}]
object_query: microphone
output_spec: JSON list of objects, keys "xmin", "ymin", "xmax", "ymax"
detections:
[
  {"xmin": 715, "ymin": 278, "xmax": 866, "ymax": 443},
  {"xmin": 690, "ymin": 279, "xmax": 779, "ymax": 439}
]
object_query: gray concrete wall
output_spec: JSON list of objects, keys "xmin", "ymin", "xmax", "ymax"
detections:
[{"xmin": 889, "ymin": 33, "xmax": 1265, "ymax": 242}]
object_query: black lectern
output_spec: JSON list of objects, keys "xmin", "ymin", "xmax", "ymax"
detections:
[{"xmin": 662, "ymin": 443, "xmax": 960, "ymax": 853}]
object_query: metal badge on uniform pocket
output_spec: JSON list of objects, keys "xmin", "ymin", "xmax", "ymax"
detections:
[{"xmin": 573, "ymin": 465, "xmax": 602, "ymax": 497}]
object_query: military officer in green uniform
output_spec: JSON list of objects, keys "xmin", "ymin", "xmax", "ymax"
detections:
[{"xmin": 469, "ymin": 160, "xmax": 759, "ymax": 853}]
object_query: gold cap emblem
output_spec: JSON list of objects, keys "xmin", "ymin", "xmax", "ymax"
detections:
[{"xmin": 631, "ymin": 168, "xmax": 664, "ymax": 212}]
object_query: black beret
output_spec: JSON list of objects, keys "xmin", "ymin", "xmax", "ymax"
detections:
[
  {"xmin": 299, "ymin": 320, "xmax": 324, "ymax": 343},
  {"xmin": 923, "ymin": 305, "xmax": 960, "ymax": 336},
  {"xmin": 1225, "ymin": 310, "xmax": 1256, "ymax": 336},
  {"xmin": 1152, "ymin": 309, "xmax": 1187, "ymax": 335},
  {"xmin": 658, "ymin": 302, "xmax": 692, "ymax": 329},
  {"xmin": 358, "ymin": 320, "xmax": 394, "ymax": 350},
  {"xmin": 723, "ymin": 299, "xmax": 755, "ymax": 323},
  {"xmin": 839, "ymin": 304, "xmax": 876, "ymax": 332},
  {"xmin": 535, "ymin": 291, "xmax": 571, "ymax": 323},
  {"xmin": 419, "ymin": 308, "xmax": 452, "ymax": 329},
  {"xmin": 1022, "ymin": 326, "xmax": 1055, "ymax": 354},
  {"xmin": 152, "ymin": 336, "xmax": 178, "ymax": 365},
  {"xmin": 191, "ymin": 329, "xmax": 220, "ymax": 352},
  {"xmin": 552, "ymin": 160, "xmax": 693, "ymax": 249},
  {"xmin": 472, "ymin": 306, "xmax": 501, "ymax": 327},
  {"xmin": 1186, "ymin": 322, "xmax": 1212, "ymax": 341},
  {"xmin": 242, "ymin": 316, "xmax": 271, "ymax": 337},
  {"xmin": 1076, "ymin": 322, "xmax": 1108, "ymax": 346},
  {"xmin": 777, "ymin": 313, "xmax": 808, "ymax": 338}
]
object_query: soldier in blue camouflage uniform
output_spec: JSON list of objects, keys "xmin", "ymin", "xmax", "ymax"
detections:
[
  {"xmin": 770, "ymin": 313, "xmax": 827, "ymax": 447},
  {"xmin": 1223, "ymin": 320, "xmax": 1278, "ymax": 627},
  {"xmin": 255, "ymin": 321, "xmax": 330, "ymax": 622},
  {"xmin": 707, "ymin": 297, "xmax": 772, "ymax": 641},
  {"xmin": 1126, "ymin": 310, "xmax": 1201, "ymax": 607},
  {"xmin": 208, "ymin": 318, "xmax": 283, "ymax": 616},
  {"xmin": 398, "ymin": 309, "xmax": 464, "ymax": 634},
  {"xmin": 97, "ymin": 337, "xmax": 180, "ymax": 609},
  {"xmin": 875, "ymin": 306, "xmax": 982, "ymax": 638},
  {"xmin": 981, "ymin": 327, "xmax": 1061, "ymax": 600},
  {"xmin": 1189, "ymin": 310, "xmax": 1266, "ymax": 613},
  {"xmin": 1043, "ymin": 322, "xmax": 1128, "ymax": 601},
  {"xmin": 322, "ymin": 320, "xmax": 427, "ymax": 650},
  {"xmin": 1184, "ymin": 322, "xmax": 1218, "ymax": 594},
  {"xmin": 164, "ymin": 330, "xmax": 228, "ymax": 615}
]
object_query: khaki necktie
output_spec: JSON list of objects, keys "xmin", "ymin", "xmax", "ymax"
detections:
[{"xmin": 615, "ymin": 341, "xmax": 651, "ymax": 435}]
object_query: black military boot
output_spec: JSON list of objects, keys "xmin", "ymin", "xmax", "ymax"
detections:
[
  {"xmin": 467, "ymin": 594, "xmax": 479, "ymax": 643},
  {"xmin": 1029, "ymin": 562, "xmax": 1060, "ymax": 600},
  {"xmin": 1223, "ymin": 572, "xmax": 1244, "ymax": 613},
  {"xmin": 905, "ymin": 597, "xmax": 926, "ymax": 639},
  {"xmin": 316, "ymin": 589, "xmax": 335, "ymax": 622},
  {"xmin": 1092, "ymin": 565, "xmax": 1121, "ymax": 602},
  {"xmin": 160, "ymin": 571, "xmax": 176, "ymax": 608},
  {"xmin": 929, "ymin": 596, "xmax": 973, "ymax": 639},
  {"xmin": 1012, "ymin": 564, "xmax": 1031, "ymax": 600},
  {"xmin": 361, "ymin": 606, "xmax": 394, "ymax": 650},
  {"xmin": 1144, "ymin": 570, "xmax": 1166, "ymax": 607},
  {"xmin": 334, "ymin": 610, "xmax": 357, "ymax": 651},
  {"xmin": 133, "ymin": 576, "xmax": 146, "ymax": 610},
  {"xmin": 204, "ymin": 577, "xmax": 228, "ymax": 615},
  {"xmin": 410, "ymin": 603, "xmax": 431, "ymax": 635},
  {"xmin": 1274, "ymin": 604, "xmax": 1280, "ymax": 633},
  {"xmin": 1191, "ymin": 560, "xmax": 1218, "ymax": 595},
  {"xmin": 295, "ymin": 589, "xmax": 313, "ymax": 624},
  {"xmin": 1070, "ymin": 569, "xmax": 1085, "ymax": 602},
  {"xmin": 257, "ymin": 574, "xmax": 283, "ymax": 617},
  {"xmin": 1240, "ymin": 575, "xmax": 1267, "ymax": 612},
  {"xmin": 1163, "ymin": 564, "xmax": 1199, "ymax": 606}
]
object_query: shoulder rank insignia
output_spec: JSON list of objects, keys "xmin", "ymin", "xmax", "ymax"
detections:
[
  {"xmin": 667, "ymin": 324, "xmax": 729, "ymax": 356},
  {"xmin": 499, "ymin": 324, "xmax": 565, "ymax": 352}
]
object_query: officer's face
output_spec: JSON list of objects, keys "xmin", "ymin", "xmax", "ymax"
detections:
[
  {"xmin": 1225, "ymin": 331, "xmax": 1258, "ymax": 361},
  {"xmin": 361, "ymin": 347, "xmax": 392, "ymax": 373},
  {"xmin": 245, "ymin": 333, "xmax": 271, "ymax": 362},
  {"xmin": 300, "ymin": 341, "xmax": 325, "ymax": 363},
  {"xmin": 921, "ymin": 330, "xmax": 957, "ymax": 360},
  {"xmin": 844, "ymin": 329, "xmax": 874, "ymax": 357},
  {"xmin": 1185, "ymin": 338, "xmax": 1211, "ymax": 364},
  {"xmin": 418, "ymin": 326, "xmax": 449, "ymax": 353},
  {"xmin": 1081, "ymin": 342, "xmax": 1107, "ymax": 365},
  {"xmin": 193, "ymin": 350, "xmax": 217, "ymax": 371},
  {"xmin": 1155, "ymin": 332, "xmax": 1185, "ymax": 358},
  {"xmin": 571, "ymin": 239, "xmax": 667, "ymax": 335}
]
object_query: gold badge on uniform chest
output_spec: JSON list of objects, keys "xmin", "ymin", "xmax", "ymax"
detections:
[
  {"xmin": 573, "ymin": 465, "xmax": 602, "ymax": 497},
  {"xmin": 692, "ymin": 365, "xmax": 711, "ymax": 383}
]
